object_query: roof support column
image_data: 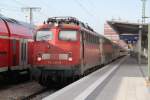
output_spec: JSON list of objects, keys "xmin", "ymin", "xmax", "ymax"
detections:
[
  {"xmin": 148, "ymin": 24, "xmax": 150, "ymax": 81},
  {"xmin": 138, "ymin": 25, "xmax": 142, "ymax": 64}
]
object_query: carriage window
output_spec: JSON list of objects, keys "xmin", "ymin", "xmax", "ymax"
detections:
[
  {"xmin": 36, "ymin": 31, "xmax": 53, "ymax": 41},
  {"xmin": 59, "ymin": 30, "xmax": 77, "ymax": 41}
]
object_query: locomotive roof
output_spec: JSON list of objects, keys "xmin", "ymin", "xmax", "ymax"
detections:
[
  {"xmin": 46, "ymin": 16, "xmax": 94, "ymax": 32},
  {"xmin": 42, "ymin": 16, "xmax": 102, "ymax": 37}
]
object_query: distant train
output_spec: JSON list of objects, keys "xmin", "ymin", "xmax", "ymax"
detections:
[
  {"xmin": 0, "ymin": 15, "xmax": 35, "ymax": 81},
  {"xmin": 32, "ymin": 17, "xmax": 126, "ymax": 86}
]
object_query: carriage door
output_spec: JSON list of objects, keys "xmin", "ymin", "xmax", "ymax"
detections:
[
  {"xmin": 12, "ymin": 39, "xmax": 17, "ymax": 66},
  {"xmin": 100, "ymin": 38, "xmax": 104, "ymax": 64},
  {"xmin": 81, "ymin": 31, "xmax": 85, "ymax": 64},
  {"xmin": 20, "ymin": 39, "xmax": 28, "ymax": 66}
]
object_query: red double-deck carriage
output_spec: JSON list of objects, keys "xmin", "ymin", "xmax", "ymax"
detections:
[
  {"xmin": 32, "ymin": 17, "xmax": 122, "ymax": 86},
  {"xmin": 0, "ymin": 15, "xmax": 34, "ymax": 80}
]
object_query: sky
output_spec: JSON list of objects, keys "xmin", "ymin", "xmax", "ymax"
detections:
[{"xmin": 0, "ymin": 0, "xmax": 150, "ymax": 34}]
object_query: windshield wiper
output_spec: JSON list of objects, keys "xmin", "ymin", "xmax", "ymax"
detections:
[{"xmin": 38, "ymin": 35, "xmax": 50, "ymax": 39}]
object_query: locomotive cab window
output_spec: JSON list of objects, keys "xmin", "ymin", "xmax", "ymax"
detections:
[
  {"xmin": 59, "ymin": 30, "xmax": 77, "ymax": 41},
  {"xmin": 36, "ymin": 30, "xmax": 53, "ymax": 41}
]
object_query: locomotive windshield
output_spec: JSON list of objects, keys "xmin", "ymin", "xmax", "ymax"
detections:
[
  {"xmin": 36, "ymin": 30, "xmax": 53, "ymax": 41},
  {"xmin": 59, "ymin": 30, "xmax": 77, "ymax": 41}
]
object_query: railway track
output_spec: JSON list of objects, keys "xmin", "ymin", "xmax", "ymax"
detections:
[
  {"xmin": 21, "ymin": 88, "xmax": 55, "ymax": 100},
  {"xmin": 0, "ymin": 81, "xmax": 56, "ymax": 100}
]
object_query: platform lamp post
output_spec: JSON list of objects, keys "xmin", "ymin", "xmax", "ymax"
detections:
[
  {"xmin": 138, "ymin": 25, "xmax": 142, "ymax": 65},
  {"xmin": 138, "ymin": 0, "xmax": 147, "ymax": 64},
  {"xmin": 148, "ymin": 24, "xmax": 150, "ymax": 81},
  {"xmin": 141, "ymin": 0, "xmax": 147, "ymax": 23},
  {"xmin": 141, "ymin": 0, "xmax": 150, "ymax": 82},
  {"xmin": 138, "ymin": 0, "xmax": 144, "ymax": 64}
]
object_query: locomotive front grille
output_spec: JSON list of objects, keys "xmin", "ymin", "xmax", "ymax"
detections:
[
  {"xmin": 41, "ymin": 53, "xmax": 69, "ymax": 60},
  {"xmin": 59, "ymin": 54, "xmax": 68, "ymax": 60}
]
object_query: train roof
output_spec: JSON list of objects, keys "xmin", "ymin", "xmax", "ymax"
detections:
[{"xmin": 0, "ymin": 14, "xmax": 35, "ymax": 29}]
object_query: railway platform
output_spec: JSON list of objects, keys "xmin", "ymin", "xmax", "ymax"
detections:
[{"xmin": 43, "ymin": 55, "xmax": 149, "ymax": 100}]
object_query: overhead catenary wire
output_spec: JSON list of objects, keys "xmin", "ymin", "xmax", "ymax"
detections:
[
  {"xmin": 0, "ymin": 6, "xmax": 24, "ymax": 17},
  {"xmin": 73, "ymin": 0, "xmax": 99, "ymax": 32},
  {"xmin": 11, "ymin": 0, "xmax": 48, "ymax": 24},
  {"xmin": 73, "ymin": 0, "xmax": 94, "ymax": 18},
  {"xmin": 39, "ymin": 0, "xmax": 64, "ymax": 16},
  {"xmin": 34, "ymin": 11, "xmax": 49, "ymax": 23},
  {"xmin": 0, "ymin": 0, "xmax": 26, "ymax": 19},
  {"xmin": 86, "ymin": 0, "xmax": 98, "ymax": 15},
  {"xmin": 12, "ymin": 0, "xmax": 53, "ymax": 22}
]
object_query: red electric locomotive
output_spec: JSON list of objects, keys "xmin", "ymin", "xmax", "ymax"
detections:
[
  {"xmin": 0, "ymin": 15, "xmax": 35, "ymax": 80},
  {"xmin": 32, "ymin": 17, "xmax": 122, "ymax": 86}
]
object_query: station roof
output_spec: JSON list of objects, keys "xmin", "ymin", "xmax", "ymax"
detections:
[{"xmin": 107, "ymin": 21, "xmax": 148, "ymax": 35}]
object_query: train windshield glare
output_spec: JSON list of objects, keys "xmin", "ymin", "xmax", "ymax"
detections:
[
  {"xmin": 36, "ymin": 31, "xmax": 53, "ymax": 41},
  {"xmin": 59, "ymin": 30, "xmax": 77, "ymax": 41}
]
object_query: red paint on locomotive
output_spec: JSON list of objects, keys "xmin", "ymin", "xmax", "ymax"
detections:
[
  {"xmin": 33, "ymin": 24, "xmax": 81, "ymax": 68},
  {"xmin": 32, "ymin": 17, "xmax": 123, "ymax": 86}
]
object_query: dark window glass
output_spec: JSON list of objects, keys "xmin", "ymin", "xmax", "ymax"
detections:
[
  {"xmin": 59, "ymin": 30, "xmax": 77, "ymax": 41},
  {"xmin": 36, "ymin": 30, "xmax": 53, "ymax": 41}
]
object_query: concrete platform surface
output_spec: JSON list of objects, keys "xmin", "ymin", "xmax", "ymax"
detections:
[
  {"xmin": 95, "ymin": 56, "xmax": 150, "ymax": 100},
  {"xmin": 43, "ymin": 56, "xmax": 149, "ymax": 100}
]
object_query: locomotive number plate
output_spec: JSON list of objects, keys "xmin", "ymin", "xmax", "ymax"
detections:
[{"xmin": 42, "ymin": 54, "xmax": 50, "ymax": 60}]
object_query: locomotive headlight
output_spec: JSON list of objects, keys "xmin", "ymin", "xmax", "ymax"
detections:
[
  {"xmin": 37, "ymin": 56, "xmax": 42, "ymax": 61},
  {"xmin": 54, "ymin": 23, "xmax": 59, "ymax": 27},
  {"xmin": 68, "ymin": 57, "xmax": 72, "ymax": 61},
  {"xmin": 68, "ymin": 52, "xmax": 72, "ymax": 61}
]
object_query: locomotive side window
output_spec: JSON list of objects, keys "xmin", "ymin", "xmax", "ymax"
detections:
[
  {"xmin": 59, "ymin": 30, "xmax": 77, "ymax": 41},
  {"xmin": 36, "ymin": 30, "xmax": 53, "ymax": 41}
]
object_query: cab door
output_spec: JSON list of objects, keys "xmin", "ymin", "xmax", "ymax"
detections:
[{"xmin": 20, "ymin": 39, "xmax": 28, "ymax": 66}]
